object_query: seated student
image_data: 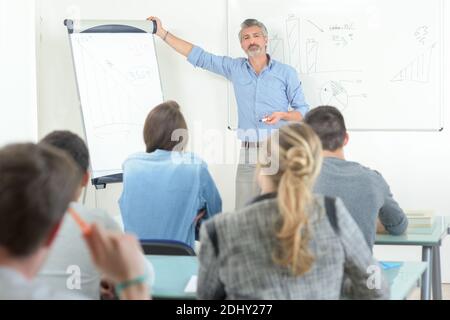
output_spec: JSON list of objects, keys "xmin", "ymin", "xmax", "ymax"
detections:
[
  {"xmin": 304, "ymin": 106, "xmax": 408, "ymax": 248},
  {"xmin": 0, "ymin": 143, "xmax": 150, "ymax": 299},
  {"xmin": 36, "ymin": 131, "xmax": 154, "ymax": 299},
  {"xmin": 119, "ymin": 101, "xmax": 222, "ymax": 249},
  {"xmin": 197, "ymin": 123, "xmax": 389, "ymax": 299}
]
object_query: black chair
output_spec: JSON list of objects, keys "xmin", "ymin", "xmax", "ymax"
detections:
[{"xmin": 140, "ymin": 239, "xmax": 196, "ymax": 256}]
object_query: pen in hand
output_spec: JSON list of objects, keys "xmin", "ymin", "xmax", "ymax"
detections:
[{"xmin": 68, "ymin": 207, "xmax": 92, "ymax": 235}]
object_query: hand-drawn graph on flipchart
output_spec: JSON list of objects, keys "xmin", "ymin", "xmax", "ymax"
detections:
[
  {"xmin": 70, "ymin": 33, "xmax": 163, "ymax": 176},
  {"xmin": 228, "ymin": 0, "xmax": 444, "ymax": 130}
]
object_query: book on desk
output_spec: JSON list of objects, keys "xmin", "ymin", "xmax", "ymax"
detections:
[{"xmin": 405, "ymin": 209, "xmax": 436, "ymax": 234}]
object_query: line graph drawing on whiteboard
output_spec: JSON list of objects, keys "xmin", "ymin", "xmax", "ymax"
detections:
[
  {"xmin": 307, "ymin": 20, "xmax": 324, "ymax": 33},
  {"xmin": 391, "ymin": 43, "xmax": 436, "ymax": 83},
  {"xmin": 75, "ymin": 39, "xmax": 150, "ymax": 139}
]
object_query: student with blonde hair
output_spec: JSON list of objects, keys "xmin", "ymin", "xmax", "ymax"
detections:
[{"xmin": 197, "ymin": 123, "xmax": 389, "ymax": 299}]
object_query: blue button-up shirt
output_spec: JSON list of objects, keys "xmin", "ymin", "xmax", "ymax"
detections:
[
  {"xmin": 119, "ymin": 150, "xmax": 222, "ymax": 248},
  {"xmin": 187, "ymin": 46, "xmax": 309, "ymax": 141}
]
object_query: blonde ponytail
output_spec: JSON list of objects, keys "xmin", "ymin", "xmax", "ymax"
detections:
[{"xmin": 263, "ymin": 124, "xmax": 322, "ymax": 276}]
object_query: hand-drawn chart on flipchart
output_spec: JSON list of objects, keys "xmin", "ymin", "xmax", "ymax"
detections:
[
  {"xmin": 228, "ymin": 0, "xmax": 444, "ymax": 130},
  {"xmin": 70, "ymin": 33, "xmax": 163, "ymax": 177}
]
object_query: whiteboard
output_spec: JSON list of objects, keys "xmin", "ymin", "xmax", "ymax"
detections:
[
  {"xmin": 228, "ymin": 0, "xmax": 444, "ymax": 130},
  {"xmin": 69, "ymin": 33, "xmax": 163, "ymax": 179}
]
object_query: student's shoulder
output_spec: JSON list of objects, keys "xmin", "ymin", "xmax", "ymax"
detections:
[
  {"xmin": 340, "ymin": 159, "xmax": 386, "ymax": 181},
  {"xmin": 182, "ymin": 152, "xmax": 207, "ymax": 165},
  {"xmin": 123, "ymin": 152, "xmax": 149, "ymax": 165},
  {"xmin": 352, "ymin": 161, "xmax": 389, "ymax": 184}
]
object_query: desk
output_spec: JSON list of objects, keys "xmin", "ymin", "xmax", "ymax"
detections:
[
  {"xmin": 375, "ymin": 216, "xmax": 450, "ymax": 300},
  {"xmin": 146, "ymin": 255, "xmax": 426, "ymax": 300},
  {"xmin": 384, "ymin": 262, "xmax": 427, "ymax": 300},
  {"xmin": 147, "ymin": 255, "xmax": 197, "ymax": 299}
]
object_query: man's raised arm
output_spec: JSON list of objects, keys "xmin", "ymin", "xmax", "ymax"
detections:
[{"xmin": 148, "ymin": 16, "xmax": 193, "ymax": 57}]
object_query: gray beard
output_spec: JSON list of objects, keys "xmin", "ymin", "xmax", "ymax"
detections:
[{"xmin": 247, "ymin": 47, "xmax": 263, "ymax": 57}]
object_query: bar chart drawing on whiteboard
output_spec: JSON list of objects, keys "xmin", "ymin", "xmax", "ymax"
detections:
[{"xmin": 391, "ymin": 43, "xmax": 436, "ymax": 83}]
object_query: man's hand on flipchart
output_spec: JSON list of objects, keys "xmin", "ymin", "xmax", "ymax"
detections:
[
  {"xmin": 264, "ymin": 112, "xmax": 285, "ymax": 125},
  {"xmin": 147, "ymin": 16, "xmax": 166, "ymax": 38}
]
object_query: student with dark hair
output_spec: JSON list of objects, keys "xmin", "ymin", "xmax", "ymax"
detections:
[
  {"xmin": 119, "ymin": 101, "xmax": 222, "ymax": 249},
  {"xmin": 37, "ymin": 131, "xmax": 154, "ymax": 299},
  {"xmin": 0, "ymin": 143, "xmax": 150, "ymax": 299},
  {"xmin": 304, "ymin": 106, "xmax": 408, "ymax": 248},
  {"xmin": 197, "ymin": 123, "xmax": 389, "ymax": 299}
]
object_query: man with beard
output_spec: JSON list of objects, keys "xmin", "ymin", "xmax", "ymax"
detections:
[{"xmin": 148, "ymin": 17, "xmax": 309, "ymax": 209}]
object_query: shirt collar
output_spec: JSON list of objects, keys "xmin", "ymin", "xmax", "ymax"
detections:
[
  {"xmin": 245, "ymin": 54, "xmax": 273, "ymax": 73},
  {"xmin": 248, "ymin": 192, "xmax": 277, "ymax": 205}
]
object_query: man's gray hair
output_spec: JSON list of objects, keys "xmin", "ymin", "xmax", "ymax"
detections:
[{"xmin": 238, "ymin": 19, "xmax": 268, "ymax": 41}]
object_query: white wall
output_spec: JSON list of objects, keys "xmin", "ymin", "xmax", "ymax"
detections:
[
  {"xmin": 36, "ymin": 0, "xmax": 450, "ymax": 281},
  {"xmin": 0, "ymin": 0, "xmax": 37, "ymax": 146},
  {"xmin": 36, "ymin": 0, "xmax": 236, "ymax": 217}
]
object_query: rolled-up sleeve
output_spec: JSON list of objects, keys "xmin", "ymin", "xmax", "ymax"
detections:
[
  {"xmin": 286, "ymin": 68, "xmax": 309, "ymax": 116},
  {"xmin": 378, "ymin": 174, "xmax": 408, "ymax": 235},
  {"xmin": 187, "ymin": 46, "xmax": 234, "ymax": 80}
]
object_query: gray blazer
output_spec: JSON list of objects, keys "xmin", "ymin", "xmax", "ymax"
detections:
[{"xmin": 197, "ymin": 194, "xmax": 390, "ymax": 300}]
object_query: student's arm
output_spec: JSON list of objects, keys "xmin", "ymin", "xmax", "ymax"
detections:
[
  {"xmin": 148, "ymin": 17, "xmax": 234, "ymax": 79},
  {"xmin": 334, "ymin": 198, "xmax": 390, "ymax": 299},
  {"xmin": 83, "ymin": 224, "xmax": 150, "ymax": 300},
  {"xmin": 197, "ymin": 221, "xmax": 226, "ymax": 299},
  {"xmin": 378, "ymin": 174, "xmax": 408, "ymax": 235},
  {"xmin": 199, "ymin": 164, "xmax": 222, "ymax": 219},
  {"xmin": 98, "ymin": 210, "xmax": 156, "ymax": 288}
]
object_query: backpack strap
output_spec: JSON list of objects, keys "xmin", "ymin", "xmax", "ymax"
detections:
[
  {"xmin": 205, "ymin": 221, "xmax": 219, "ymax": 256},
  {"xmin": 204, "ymin": 220, "xmax": 227, "ymax": 299},
  {"xmin": 324, "ymin": 196, "xmax": 339, "ymax": 235}
]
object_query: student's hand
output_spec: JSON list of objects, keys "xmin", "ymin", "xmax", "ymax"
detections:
[
  {"xmin": 376, "ymin": 218, "xmax": 387, "ymax": 234},
  {"xmin": 264, "ymin": 112, "xmax": 285, "ymax": 125},
  {"xmin": 83, "ymin": 224, "xmax": 150, "ymax": 299},
  {"xmin": 147, "ymin": 16, "xmax": 166, "ymax": 38}
]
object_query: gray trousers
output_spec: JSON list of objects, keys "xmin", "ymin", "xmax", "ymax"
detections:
[{"xmin": 235, "ymin": 147, "xmax": 261, "ymax": 210}]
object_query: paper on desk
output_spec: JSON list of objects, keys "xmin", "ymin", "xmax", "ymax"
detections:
[
  {"xmin": 380, "ymin": 262, "xmax": 402, "ymax": 270},
  {"xmin": 184, "ymin": 275, "xmax": 197, "ymax": 293}
]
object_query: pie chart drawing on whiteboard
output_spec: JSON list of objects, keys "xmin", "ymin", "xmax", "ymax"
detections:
[{"xmin": 320, "ymin": 81, "xmax": 349, "ymax": 111}]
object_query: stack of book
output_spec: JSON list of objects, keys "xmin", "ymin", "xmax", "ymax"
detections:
[{"xmin": 405, "ymin": 210, "xmax": 436, "ymax": 234}]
